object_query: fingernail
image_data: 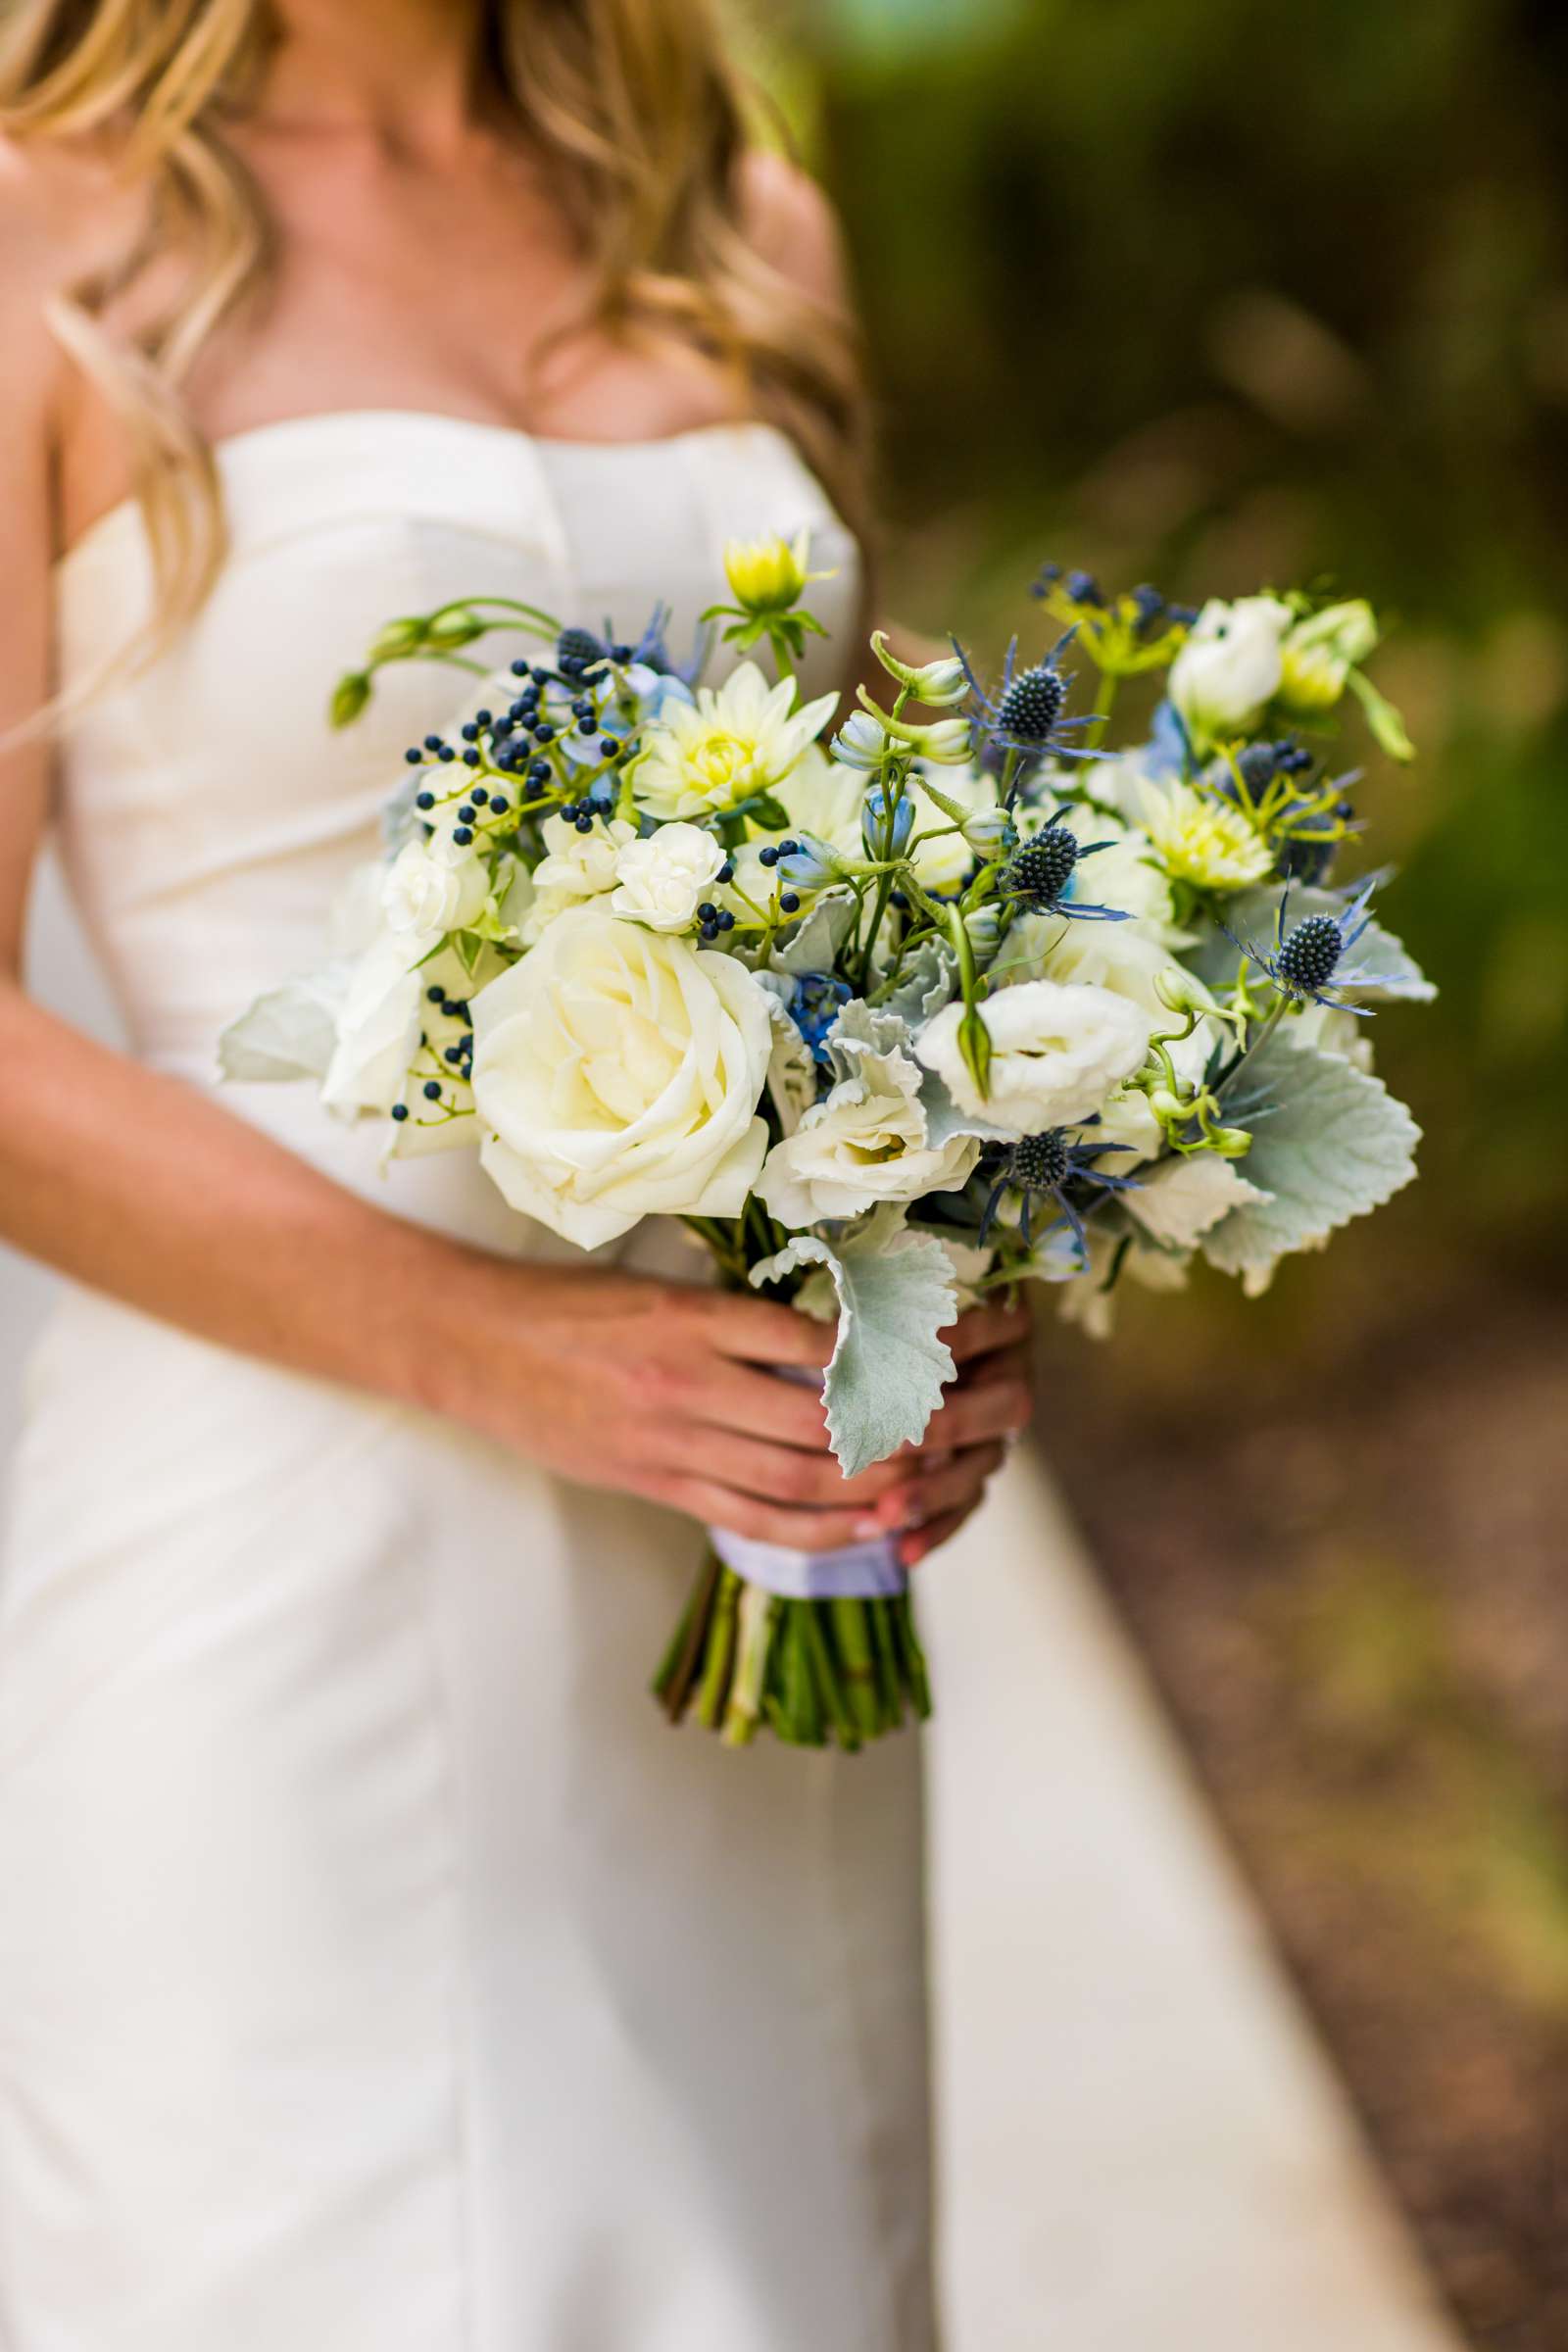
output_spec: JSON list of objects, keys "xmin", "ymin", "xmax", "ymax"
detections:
[{"xmin": 854, "ymin": 1515, "xmax": 885, "ymax": 1540}]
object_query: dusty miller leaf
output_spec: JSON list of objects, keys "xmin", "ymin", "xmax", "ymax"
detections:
[
  {"xmin": 750, "ymin": 1207, "xmax": 956, "ymax": 1475},
  {"xmin": 1202, "ymin": 1028, "xmax": 1421, "ymax": 1286}
]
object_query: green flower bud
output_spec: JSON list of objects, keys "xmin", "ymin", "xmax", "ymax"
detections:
[
  {"xmin": 368, "ymin": 616, "xmax": 427, "ymax": 664},
  {"xmin": 1276, "ymin": 600, "xmax": 1380, "ymax": 716},
  {"xmin": 329, "ymin": 669, "xmax": 372, "ymax": 728},
  {"xmin": 424, "ymin": 608, "xmax": 486, "ymax": 652},
  {"xmin": 869, "ymin": 630, "xmax": 970, "ymax": 709}
]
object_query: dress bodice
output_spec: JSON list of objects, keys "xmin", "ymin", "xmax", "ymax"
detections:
[{"xmin": 53, "ymin": 410, "xmax": 860, "ymax": 1080}]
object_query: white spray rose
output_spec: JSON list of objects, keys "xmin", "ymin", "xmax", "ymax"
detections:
[
  {"xmin": 520, "ymin": 811, "xmax": 638, "ymax": 944},
  {"xmin": 755, "ymin": 1036, "xmax": 980, "ymax": 1226},
  {"xmin": 916, "ymin": 979, "xmax": 1152, "ymax": 1138},
  {"xmin": 381, "ymin": 834, "xmax": 491, "ymax": 940},
  {"xmin": 1168, "ymin": 595, "xmax": 1292, "ymax": 745},
  {"xmin": 469, "ymin": 904, "xmax": 772, "ymax": 1249},
  {"xmin": 609, "ymin": 822, "xmax": 725, "ymax": 932}
]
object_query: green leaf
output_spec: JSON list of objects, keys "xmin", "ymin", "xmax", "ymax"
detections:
[
  {"xmin": 750, "ymin": 1208, "xmax": 957, "ymax": 1476},
  {"xmin": 218, "ymin": 965, "xmax": 351, "ymax": 1082},
  {"xmin": 1202, "ymin": 1029, "xmax": 1421, "ymax": 1290},
  {"xmin": 1347, "ymin": 665, "xmax": 1416, "ymax": 762}
]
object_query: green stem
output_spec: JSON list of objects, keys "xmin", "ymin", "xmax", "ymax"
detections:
[
  {"xmin": 829, "ymin": 1599, "xmax": 884, "ymax": 1741},
  {"xmin": 694, "ymin": 1568, "xmax": 742, "ymax": 1732}
]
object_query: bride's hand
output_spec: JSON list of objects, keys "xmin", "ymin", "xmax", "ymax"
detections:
[{"xmin": 447, "ymin": 1262, "xmax": 1032, "ymax": 1556}]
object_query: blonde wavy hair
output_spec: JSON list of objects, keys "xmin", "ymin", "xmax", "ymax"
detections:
[{"xmin": 0, "ymin": 0, "xmax": 870, "ymax": 673}]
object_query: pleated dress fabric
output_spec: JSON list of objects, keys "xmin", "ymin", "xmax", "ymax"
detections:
[{"xmin": 0, "ymin": 414, "xmax": 934, "ymax": 2352}]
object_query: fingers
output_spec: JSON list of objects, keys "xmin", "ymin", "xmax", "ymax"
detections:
[
  {"xmin": 662, "ymin": 1426, "xmax": 915, "ymax": 1513},
  {"xmin": 700, "ymin": 1290, "xmax": 836, "ymax": 1371},
  {"xmin": 908, "ymin": 1441, "xmax": 1005, "ymax": 1527},
  {"xmin": 899, "ymin": 1499, "xmax": 981, "ymax": 1570},
  {"xmin": 923, "ymin": 1368, "xmax": 1033, "ymax": 1451},
  {"xmin": 681, "ymin": 1360, "xmax": 835, "ymax": 1449},
  {"xmin": 655, "ymin": 1474, "xmax": 894, "ymax": 1555},
  {"xmin": 943, "ymin": 1298, "xmax": 1031, "ymax": 1364}
]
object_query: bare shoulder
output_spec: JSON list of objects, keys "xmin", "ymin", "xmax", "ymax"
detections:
[
  {"xmin": 736, "ymin": 146, "xmax": 853, "ymax": 313},
  {"xmin": 0, "ymin": 132, "xmax": 129, "ymax": 374}
]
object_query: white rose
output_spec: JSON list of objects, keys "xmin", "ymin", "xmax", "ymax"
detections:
[
  {"xmin": 320, "ymin": 933, "xmax": 423, "ymax": 1114},
  {"xmin": 755, "ymin": 1037, "xmax": 979, "ymax": 1226},
  {"xmin": 609, "ymin": 822, "xmax": 724, "ymax": 932},
  {"xmin": 519, "ymin": 811, "xmax": 638, "ymax": 945},
  {"xmin": 916, "ymin": 980, "xmax": 1152, "ymax": 1138},
  {"xmin": 1167, "ymin": 595, "xmax": 1292, "ymax": 745},
  {"xmin": 469, "ymin": 904, "xmax": 772, "ymax": 1249},
  {"xmin": 381, "ymin": 835, "xmax": 491, "ymax": 940}
]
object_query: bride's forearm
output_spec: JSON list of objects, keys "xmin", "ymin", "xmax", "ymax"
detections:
[{"xmin": 0, "ymin": 980, "xmax": 502, "ymax": 1417}]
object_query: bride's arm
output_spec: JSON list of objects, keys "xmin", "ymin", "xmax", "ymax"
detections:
[{"xmin": 0, "ymin": 264, "xmax": 1031, "ymax": 1564}]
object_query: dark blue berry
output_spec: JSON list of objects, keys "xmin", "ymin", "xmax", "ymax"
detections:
[
  {"xmin": 534, "ymin": 723, "xmax": 556, "ymax": 743},
  {"xmin": 404, "ymin": 748, "xmax": 422, "ymax": 765},
  {"xmin": 423, "ymin": 734, "xmax": 442, "ymax": 752},
  {"xmin": 574, "ymin": 813, "xmax": 594, "ymax": 834},
  {"xmin": 696, "ymin": 902, "xmax": 717, "ymax": 922},
  {"xmin": 391, "ymin": 1102, "xmax": 410, "ymax": 1122},
  {"xmin": 475, "ymin": 710, "xmax": 492, "ymax": 727},
  {"xmin": 422, "ymin": 1080, "xmax": 442, "ymax": 1102},
  {"xmin": 779, "ymin": 891, "xmax": 801, "ymax": 913},
  {"xmin": 470, "ymin": 786, "xmax": 488, "ymax": 806},
  {"xmin": 426, "ymin": 986, "xmax": 444, "ymax": 1003},
  {"xmin": 416, "ymin": 791, "xmax": 435, "ymax": 810},
  {"xmin": 528, "ymin": 760, "xmax": 550, "ymax": 783},
  {"xmin": 488, "ymin": 794, "xmax": 508, "ymax": 815},
  {"xmin": 717, "ymin": 908, "xmax": 735, "ymax": 930},
  {"xmin": 1064, "ymin": 569, "xmax": 1102, "ymax": 606},
  {"xmin": 463, "ymin": 749, "xmax": 480, "ymax": 767},
  {"xmin": 457, "ymin": 805, "xmax": 475, "ymax": 823},
  {"xmin": 716, "ymin": 860, "xmax": 735, "ymax": 884},
  {"xmin": 438, "ymin": 746, "xmax": 455, "ymax": 762},
  {"xmin": 453, "ymin": 825, "xmax": 474, "ymax": 845},
  {"xmin": 511, "ymin": 659, "xmax": 529, "ymax": 676},
  {"xmin": 461, "ymin": 722, "xmax": 477, "ymax": 742},
  {"xmin": 759, "ymin": 845, "xmax": 779, "ymax": 867}
]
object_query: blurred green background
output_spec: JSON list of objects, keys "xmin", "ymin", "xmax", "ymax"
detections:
[{"xmin": 760, "ymin": 1, "xmax": 1568, "ymax": 2341}]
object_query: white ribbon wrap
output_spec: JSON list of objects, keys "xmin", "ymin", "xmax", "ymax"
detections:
[{"xmin": 708, "ymin": 1527, "xmax": 907, "ymax": 1601}]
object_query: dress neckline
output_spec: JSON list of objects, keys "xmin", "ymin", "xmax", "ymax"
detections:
[{"xmin": 56, "ymin": 408, "xmax": 796, "ymax": 578}]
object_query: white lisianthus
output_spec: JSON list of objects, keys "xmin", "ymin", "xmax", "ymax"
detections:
[
  {"xmin": 381, "ymin": 834, "xmax": 491, "ymax": 940},
  {"xmin": 1167, "ymin": 595, "xmax": 1292, "ymax": 745},
  {"xmin": 520, "ymin": 810, "xmax": 637, "ymax": 944},
  {"xmin": 609, "ymin": 822, "xmax": 725, "ymax": 932},
  {"xmin": 469, "ymin": 905, "xmax": 772, "ymax": 1249},
  {"xmin": 1138, "ymin": 777, "xmax": 1275, "ymax": 892},
  {"xmin": 755, "ymin": 1038, "xmax": 980, "ymax": 1226},
  {"xmin": 320, "ymin": 933, "xmax": 424, "ymax": 1114},
  {"xmin": 632, "ymin": 661, "xmax": 838, "ymax": 820},
  {"xmin": 916, "ymin": 979, "xmax": 1152, "ymax": 1137}
]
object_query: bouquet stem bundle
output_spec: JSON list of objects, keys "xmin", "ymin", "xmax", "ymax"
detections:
[{"xmin": 654, "ymin": 1552, "xmax": 932, "ymax": 1749}]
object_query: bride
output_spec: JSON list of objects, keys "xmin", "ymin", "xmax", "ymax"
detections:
[{"xmin": 0, "ymin": 2, "xmax": 1034, "ymax": 2344}]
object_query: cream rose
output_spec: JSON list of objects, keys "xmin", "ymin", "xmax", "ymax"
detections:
[
  {"xmin": 916, "ymin": 980, "xmax": 1152, "ymax": 1138},
  {"xmin": 755, "ymin": 1036, "xmax": 979, "ymax": 1226},
  {"xmin": 609, "ymin": 822, "xmax": 725, "ymax": 932},
  {"xmin": 519, "ymin": 811, "xmax": 637, "ymax": 945},
  {"xmin": 468, "ymin": 904, "xmax": 773, "ymax": 1248},
  {"xmin": 381, "ymin": 835, "xmax": 491, "ymax": 939}
]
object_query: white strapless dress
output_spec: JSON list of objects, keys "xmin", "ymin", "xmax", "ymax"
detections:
[{"xmin": 0, "ymin": 414, "xmax": 935, "ymax": 2352}]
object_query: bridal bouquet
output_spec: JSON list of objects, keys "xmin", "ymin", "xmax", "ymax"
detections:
[{"xmin": 222, "ymin": 540, "xmax": 1432, "ymax": 1749}]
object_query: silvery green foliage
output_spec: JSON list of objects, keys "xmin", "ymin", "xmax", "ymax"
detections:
[
  {"xmin": 218, "ymin": 965, "xmax": 354, "ymax": 1083},
  {"xmin": 1202, "ymin": 1028, "xmax": 1421, "ymax": 1290},
  {"xmin": 768, "ymin": 886, "xmax": 859, "ymax": 977},
  {"xmin": 1194, "ymin": 885, "xmax": 1435, "ymax": 1003},
  {"xmin": 824, "ymin": 999, "xmax": 1013, "ymax": 1151},
  {"xmin": 754, "ymin": 977, "xmax": 818, "ymax": 1135},
  {"xmin": 751, "ymin": 1205, "xmax": 957, "ymax": 1475},
  {"xmin": 881, "ymin": 936, "xmax": 956, "ymax": 1025}
]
